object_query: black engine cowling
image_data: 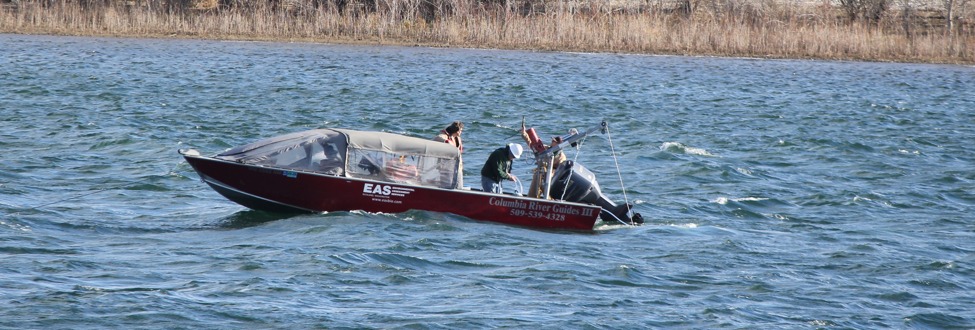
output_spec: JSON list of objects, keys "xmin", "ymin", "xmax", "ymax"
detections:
[{"xmin": 549, "ymin": 160, "xmax": 643, "ymax": 224}]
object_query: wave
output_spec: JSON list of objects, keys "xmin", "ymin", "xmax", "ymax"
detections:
[{"xmin": 660, "ymin": 142, "xmax": 715, "ymax": 157}]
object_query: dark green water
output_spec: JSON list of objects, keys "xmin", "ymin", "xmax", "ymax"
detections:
[{"xmin": 2, "ymin": 34, "xmax": 974, "ymax": 328}]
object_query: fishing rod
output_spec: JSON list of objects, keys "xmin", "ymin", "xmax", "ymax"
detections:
[
  {"xmin": 505, "ymin": 118, "xmax": 640, "ymax": 226},
  {"xmin": 535, "ymin": 121, "xmax": 608, "ymax": 160},
  {"xmin": 538, "ymin": 121, "xmax": 639, "ymax": 226}
]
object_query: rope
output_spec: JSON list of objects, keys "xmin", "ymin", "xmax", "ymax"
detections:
[
  {"xmin": 9, "ymin": 160, "xmax": 186, "ymax": 216},
  {"xmin": 605, "ymin": 125, "xmax": 631, "ymax": 218},
  {"xmin": 499, "ymin": 176, "xmax": 524, "ymax": 196},
  {"xmin": 560, "ymin": 133, "xmax": 588, "ymax": 201},
  {"xmin": 601, "ymin": 207, "xmax": 632, "ymax": 226}
]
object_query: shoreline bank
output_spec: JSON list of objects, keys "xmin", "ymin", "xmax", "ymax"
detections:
[{"xmin": 2, "ymin": 0, "xmax": 972, "ymax": 64}]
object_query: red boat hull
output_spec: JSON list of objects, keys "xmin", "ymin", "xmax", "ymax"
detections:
[{"xmin": 183, "ymin": 155, "xmax": 601, "ymax": 231}]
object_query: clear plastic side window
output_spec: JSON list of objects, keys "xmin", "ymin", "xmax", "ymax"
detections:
[{"xmin": 347, "ymin": 148, "xmax": 456, "ymax": 189}]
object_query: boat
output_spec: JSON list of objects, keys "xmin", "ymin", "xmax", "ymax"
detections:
[{"xmin": 179, "ymin": 122, "xmax": 642, "ymax": 231}]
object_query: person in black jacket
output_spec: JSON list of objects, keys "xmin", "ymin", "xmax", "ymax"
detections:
[{"xmin": 480, "ymin": 143, "xmax": 523, "ymax": 194}]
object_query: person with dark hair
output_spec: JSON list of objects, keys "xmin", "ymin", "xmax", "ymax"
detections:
[
  {"xmin": 434, "ymin": 121, "xmax": 465, "ymax": 188},
  {"xmin": 433, "ymin": 121, "xmax": 464, "ymax": 152},
  {"xmin": 520, "ymin": 122, "xmax": 567, "ymax": 199},
  {"xmin": 480, "ymin": 143, "xmax": 523, "ymax": 194}
]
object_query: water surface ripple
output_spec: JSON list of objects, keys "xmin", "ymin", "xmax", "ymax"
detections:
[{"xmin": 2, "ymin": 34, "xmax": 974, "ymax": 329}]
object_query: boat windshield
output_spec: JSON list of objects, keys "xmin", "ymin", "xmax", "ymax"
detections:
[{"xmin": 215, "ymin": 129, "xmax": 349, "ymax": 176}]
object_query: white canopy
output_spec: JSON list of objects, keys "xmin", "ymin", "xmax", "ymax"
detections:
[{"xmin": 216, "ymin": 128, "xmax": 461, "ymax": 189}]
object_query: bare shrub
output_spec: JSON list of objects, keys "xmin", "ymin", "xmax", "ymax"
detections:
[{"xmin": 840, "ymin": 0, "xmax": 889, "ymax": 22}]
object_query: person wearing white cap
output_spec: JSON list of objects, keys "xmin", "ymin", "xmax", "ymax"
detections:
[{"xmin": 480, "ymin": 143, "xmax": 523, "ymax": 194}]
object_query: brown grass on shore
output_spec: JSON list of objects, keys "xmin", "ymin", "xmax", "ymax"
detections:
[{"xmin": 1, "ymin": 0, "xmax": 972, "ymax": 64}]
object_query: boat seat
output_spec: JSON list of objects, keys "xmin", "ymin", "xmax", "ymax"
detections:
[
  {"xmin": 357, "ymin": 157, "xmax": 381, "ymax": 175},
  {"xmin": 318, "ymin": 159, "xmax": 345, "ymax": 176}
]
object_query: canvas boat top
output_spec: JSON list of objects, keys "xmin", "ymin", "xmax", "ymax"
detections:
[{"xmin": 214, "ymin": 128, "xmax": 462, "ymax": 190}]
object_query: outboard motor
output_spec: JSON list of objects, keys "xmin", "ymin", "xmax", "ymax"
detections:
[{"xmin": 550, "ymin": 160, "xmax": 643, "ymax": 224}]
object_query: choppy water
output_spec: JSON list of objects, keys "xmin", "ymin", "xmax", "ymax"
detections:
[{"xmin": 2, "ymin": 34, "xmax": 974, "ymax": 329}]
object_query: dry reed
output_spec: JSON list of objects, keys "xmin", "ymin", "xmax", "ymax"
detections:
[{"xmin": 1, "ymin": 0, "xmax": 972, "ymax": 64}]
